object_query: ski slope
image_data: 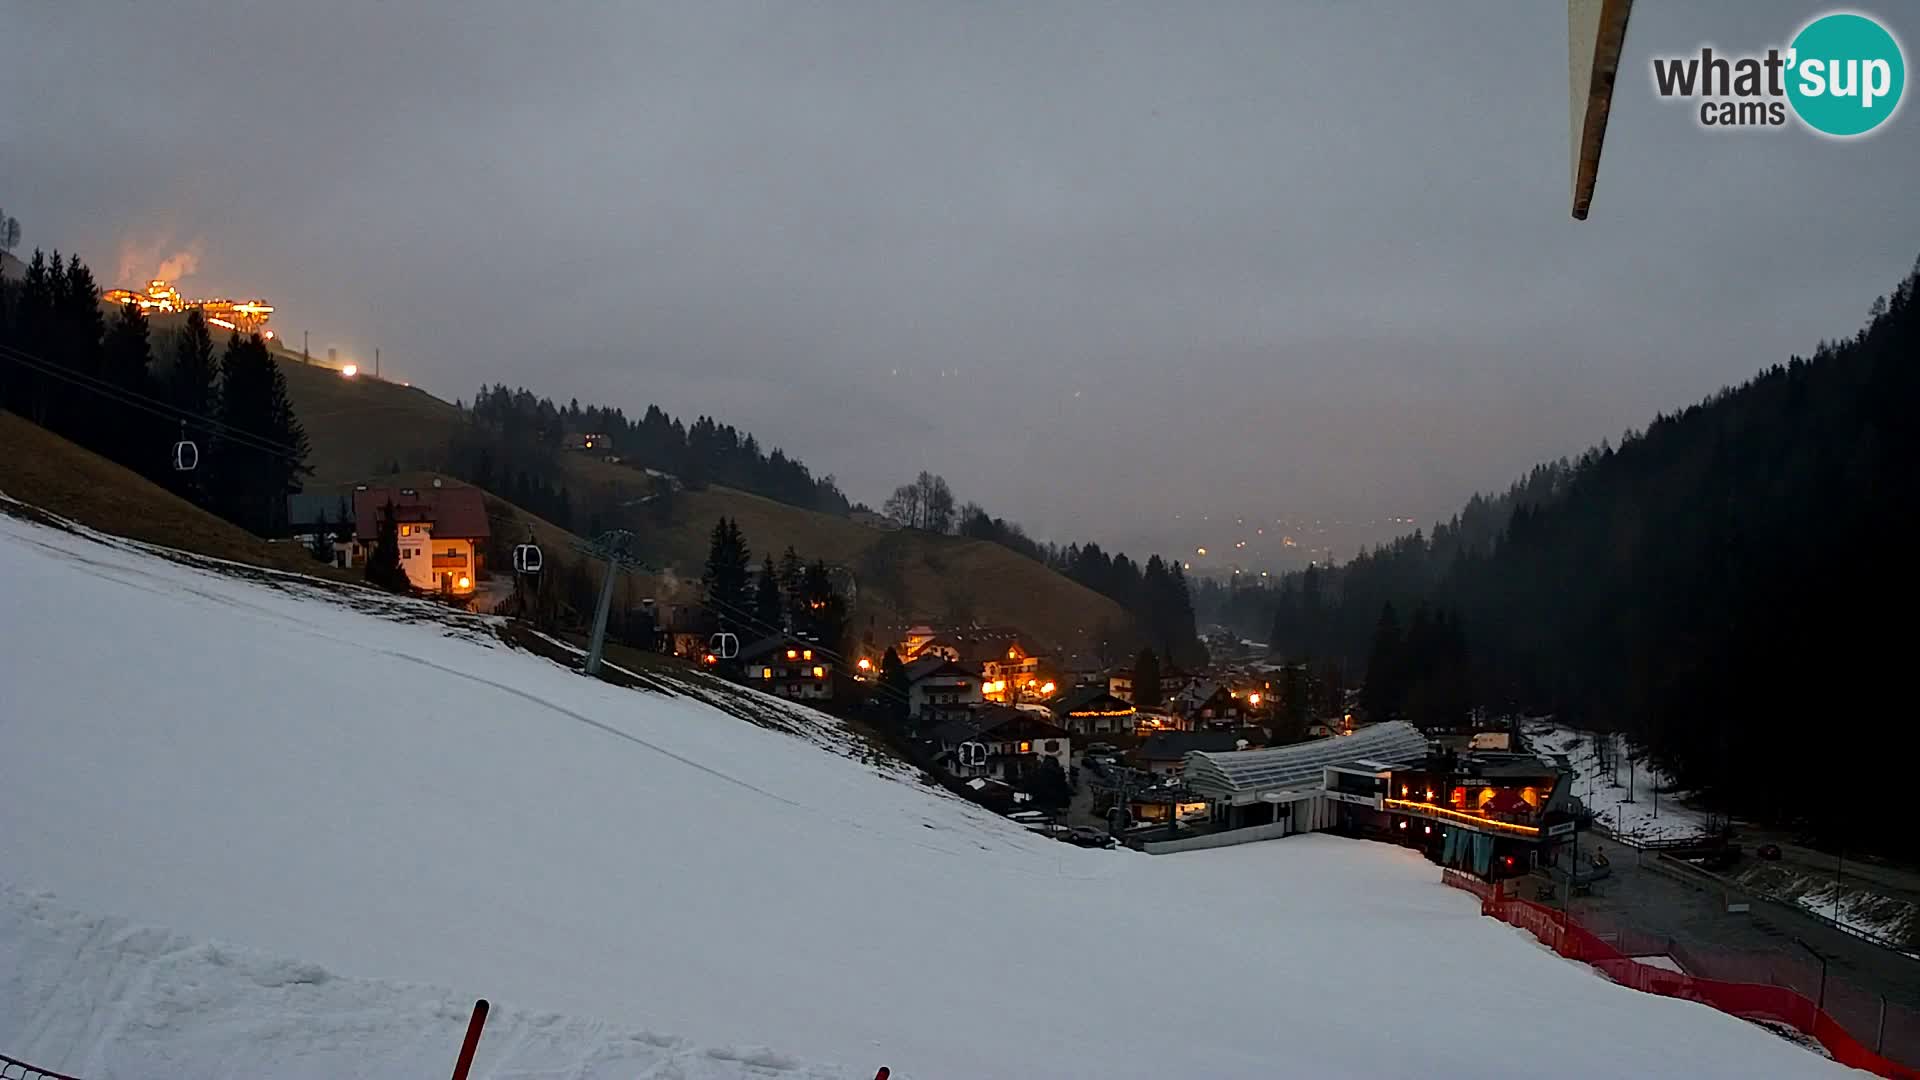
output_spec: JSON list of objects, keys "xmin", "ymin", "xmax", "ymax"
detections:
[{"xmin": 0, "ymin": 504, "xmax": 1852, "ymax": 1078}]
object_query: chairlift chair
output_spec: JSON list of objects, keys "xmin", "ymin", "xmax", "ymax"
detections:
[
  {"xmin": 172, "ymin": 427, "xmax": 199, "ymax": 472},
  {"xmin": 511, "ymin": 543, "xmax": 543, "ymax": 574},
  {"xmin": 709, "ymin": 631, "xmax": 739, "ymax": 660}
]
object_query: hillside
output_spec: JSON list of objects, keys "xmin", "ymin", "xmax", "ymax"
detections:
[
  {"xmin": 0, "ymin": 409, "xmax": 350, "ymax": 581},
  {"xmin": 1264, "ymin": 258, "xmax": 1920, "ymax": 849},
  {"xmin": 0, "ymin": 503, "xmax": 1847, "ymax": 1078},
  {"xmin": 276, "ymin": 357, "xmax": 1133, "ymax": 650}
]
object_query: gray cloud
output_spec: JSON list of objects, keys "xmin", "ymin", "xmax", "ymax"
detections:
[{"xmin": 6, "ymin": 1, "xmax": 1914, "ymax": 559}]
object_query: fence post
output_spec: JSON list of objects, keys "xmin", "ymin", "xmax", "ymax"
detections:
[
  {"xmin": 1875, "ymin": 996, "xmax": 1886, "ymax": 1055},
  {"xmin": 451, "ymin": 998, "xmax": 490, "ymax": 1080}
]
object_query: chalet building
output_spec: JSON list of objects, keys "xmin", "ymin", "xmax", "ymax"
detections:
[
  {"xmin": 1108, "ymin": 669, "xmax": 1135, "ymax": 702},
  {"xmin": 1173, "ymin": 682, "xmax": 1258, "ymax": 728},
  {"xmin": 740, "ymin": 635, "xmax": 834, "ymax": 702},
  {"xmin": 350, "ymin": 484, "xmax": 490, "ymax": 597},
  {"xmin": 981, "ymin": 639, "xmax": 1057, "ymax": 703},
  {"xmin": 902, "ymin": 656, "xmax": 983, "ymax": 724},
  {"xmin": 662, "ymin": 607, "xmax": 721, "ymax": 659},
  {"xmin": 929, "ymin": 706, "xmax": 1071, "ymax": 783},
  {"xmin": 1051, "ymin": 687, "xmax": 1137, "ymax": 737}
]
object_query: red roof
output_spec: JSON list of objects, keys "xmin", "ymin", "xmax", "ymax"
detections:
[{"xmin": 352, "ymin": 485, "xmax": 491, "ymax": 541}]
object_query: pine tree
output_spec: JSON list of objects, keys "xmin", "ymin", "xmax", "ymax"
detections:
[
  {"xmin": 100, "ymin": 301, "xmax": 159, "ymax": 474},
  {"xmin": 167, "ymin": 309, "xmax": 219, "ymax": 502},
  {"xmin": 702, "ymin": 517, "xmax": 752, "ymax": 627},
  {"xmin": 1362, "ymin": 602, "xmax": 1404, "ymax": 722},
  {"xmin": 778, "ymin": 545, "xmax": 805, "ymax": 615},
  {"xmin": 879, "ymin": 645, "xmax": 911, "ymax": 725},
  {"xmin": 212, "ymin": 333, "xmax": 310, "ymax": 534},
  {"xmin": 365, "ymin": 500, "xmax": 409, "ymax": 592},
  {"xmin": 1133, "ymin": 647, "xmax": 1163, "ymax": 708},
  {"xmin": 753, "ymin": 553, "xmax": 784, "ymax": 631}
]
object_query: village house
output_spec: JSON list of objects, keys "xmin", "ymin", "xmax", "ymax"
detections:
[
  {"xmin": 1050, "ymin": 686, "xmax": 1137, "ymax": 738},
  {"xmin": 1173, "ymin": 681, "xmax": 1262, "ymax": 729},
  {"xmin": 740, "ymin": 635, "xmax": 834, "ymax": 702},
  {"xmin": 902, "ymin": 656, "xmax": 983, "ymax": 725},
  {"xmin": 350, "ymin": 484, "xmax": 490, "ymax": 597},
  {"xmin": 928, "ymin": 706, "xmax": 1071, "ymax": 784},
  {"xmin": 980, "ymin": 639, "xmax": 1057, "ymax": 703},
  {"xmin": 1108, "ymin": 668, "xmax": 1135, "ymax": 702}
]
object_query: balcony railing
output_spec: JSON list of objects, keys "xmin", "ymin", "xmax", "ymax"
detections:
[{"xmin": 1383, "ymin": 798, "xmax": 1541, "ymax": 837}]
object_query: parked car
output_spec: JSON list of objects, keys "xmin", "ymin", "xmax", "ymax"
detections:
[
  {"xmin": 1086, "ymin": 743, "xmax": 1117, "ymax": 756},
  {"xmin": 1064, "ymin": 826, "xmax": 1116, "ymax": 849},
  {"xmin": 1757, "ymin": 843, "xmax": 1782, "ymax": 860}
]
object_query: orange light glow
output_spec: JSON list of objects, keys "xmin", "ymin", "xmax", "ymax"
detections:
[
  {"xmin": 1383, "ymin": 799, "xmax": 1541, "ymax": 837},
  {"xmin": 1039, "ymin": 681, "xmax": 1056, "ymax": 695},
  {"xmin": 811, "ymin": 666, "xmax": 825, "ymax": 678},
  {"xmin": 1247, "ymin": 693, "xmax": 1262, "ymax": 707},
  {"xmin": 341, "ymin": 363, "xmax": 358, "ymax": 377},
  {"xmin": 786, "ymin": 649, "xmax": 798, "ymax": 660},
  {"xmin": 456, "ymin": 575, "xmax": 471, "ymax": 589},
  {"xmin": 857, "ymin": 658, "xmax": 872, "ymax": 671}
]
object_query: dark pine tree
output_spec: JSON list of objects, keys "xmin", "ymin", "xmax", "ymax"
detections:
[
  {"xmin": 166, "ymin": 308, "xmax": 219, "ymax": 503},
  {"xmin": 1133, "ymin": 647, "xmax": 1163, "ymax": 708},
  {"xmin": 753, "ymin": 553, "xmax": 785, "ymax": 632},
  {"xmin": 1361, "ymin": 602, "xmax": 1404, "ymax": 722},
  {"xmin": 702, "ymin": 517, "xmax": 752, "ymax": 628},
  {"xmin": 100, "ymin": 301, "xmax": 160, "ymax": 475},
  {"xmin": 878, "ymin": 645, "xmax": 910, "ymax": 726},
  {"xmin": 365, "ymin": 500, "xmax": 409, "ymax": 592}
]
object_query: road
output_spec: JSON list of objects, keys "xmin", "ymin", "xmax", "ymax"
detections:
[{"xmin": 1570, "ymin": 842, "xmax": 1920, "ymax": 1011}]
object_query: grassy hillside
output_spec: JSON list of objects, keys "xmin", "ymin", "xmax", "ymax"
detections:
[
  {"xmin": 277, "ymin": 359, "xmax": 1132, "ymax": 650},
  {"xmin": 0, "ymin": 410, "xmax": 353, "ymax": 580}
]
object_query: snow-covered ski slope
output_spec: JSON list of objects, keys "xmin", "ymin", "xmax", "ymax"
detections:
[{"xmin": 0, "ymin": 505, "xmax": 1850, "ymax": 1078}]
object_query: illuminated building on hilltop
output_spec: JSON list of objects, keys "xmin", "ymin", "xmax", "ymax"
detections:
[{"xmin": 103, "ymin": 278, "xmax": 276, "ymax": 337}]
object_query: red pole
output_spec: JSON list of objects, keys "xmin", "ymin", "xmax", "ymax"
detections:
[{"xmin": 450, "ymin": 998, "xmax": 490, "ymax": 1080}]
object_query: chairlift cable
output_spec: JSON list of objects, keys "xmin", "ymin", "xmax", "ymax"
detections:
[
  {"xmin": 0, "ymin": 344, "xmax": 307, "ymax": 462},
  {"xmin": 0, "ymin": 343, "xmax": 302, "ymax": 459}
]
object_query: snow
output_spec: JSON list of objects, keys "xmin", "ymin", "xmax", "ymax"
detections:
[
  {"xmin": 1631, "ymin": 954, "xmax": 1688, "ymax": 974},
  {"xmin": 1524, "ymin": 721, "xmax": 1712, "ymax": 844},
  {"xmin": 0, "ymin": 506, "xmax": 1854, "ymax": 1078}
]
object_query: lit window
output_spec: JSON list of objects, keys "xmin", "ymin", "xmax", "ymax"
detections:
[
  {"xmin": 401, "ymin": 525, "xmax": 412, "ymax": 537},
  {"xmin": 1019, "ymin": 741, "xmax": 1031, "ymax": 753},
  {"xmin": 786, "ymin": 649, "xmax": 798, "ymax": 660},
  {"xmin": 812, "ymin": 666, "xmax": 825, "ymax": 678},
  {"xmin": 802, "ymin": 649, "xmax": 813, "ymax": 660},
  {"xmin": 762, "ymin": 668, "xmax": 772, "ymax": 679}
]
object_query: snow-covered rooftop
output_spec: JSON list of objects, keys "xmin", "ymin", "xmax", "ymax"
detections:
[{"xmin": 1185, "ymin": 721, "xmax": 1430, "ymax": 799}]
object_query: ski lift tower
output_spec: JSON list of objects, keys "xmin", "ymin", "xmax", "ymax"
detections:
[
  {"xmin": 576, "ymin": 528, "xmax": 650, "ymax": 677},
  {"xmin": 1568, "ymin": 0, "xmax": 1636, "ymax": 219}
]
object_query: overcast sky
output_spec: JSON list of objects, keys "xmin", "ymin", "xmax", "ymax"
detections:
[{"xmin": 6, "ymin": 2, "xmax": 1915, "ymax": 562}]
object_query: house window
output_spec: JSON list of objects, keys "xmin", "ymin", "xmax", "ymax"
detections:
[
  {"xmin": 400, "ymin": 525, "xmax": 412, "ymax": 537},
  {"xmin": 1044, "ymin": 740, "xmax": 1059, "ymax": 753}
]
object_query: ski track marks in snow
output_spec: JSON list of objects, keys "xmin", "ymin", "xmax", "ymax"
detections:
[{"xmin": 0, "ymin": 886, "xmax": 852, "ymax": 1080}]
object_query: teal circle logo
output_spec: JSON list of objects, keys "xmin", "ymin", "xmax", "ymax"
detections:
[{"xmin": 1786, "ymin": 13, "xmax": 1905, "ymax": 136}]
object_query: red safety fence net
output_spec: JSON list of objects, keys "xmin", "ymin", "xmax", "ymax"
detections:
[{"xmin": 1443, "ymin": 870, "xmax": 1919, "ymax": 1079}]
